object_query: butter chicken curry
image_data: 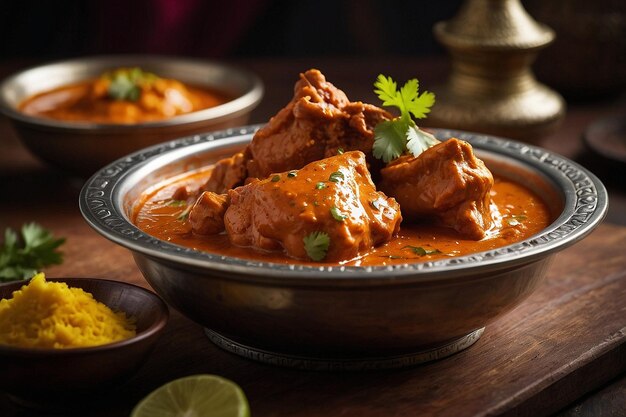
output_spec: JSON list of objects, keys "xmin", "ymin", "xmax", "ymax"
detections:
[
  {"xmin": 134, "ymin": 69, "xmax": 552, "ymax": 266},
  {"xmin": 20, "ymin": 67, "xmax": 228, "ymax": 124}
]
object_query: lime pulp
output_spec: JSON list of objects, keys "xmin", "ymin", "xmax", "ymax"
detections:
[{"xmin": 130, "ymin": 374, "xmax": 250, "ymax": 417}]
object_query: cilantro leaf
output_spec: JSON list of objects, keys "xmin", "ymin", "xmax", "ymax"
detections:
[
  {"xmin": 406, "ymin": 125, "xmax": 440, "ymax": 159},
  {"xmin": 373, "ymin": 119, "xmax": 409, "ymax": 163},
  {"xmin": 303, "ymin": 231, "xmax": 330, "ymax": 262},
  {"xmin": 0, "ymin": 223, "xmax": 65, "ymax": 282},
  {"xmin": 106, "ymin": 67, "xmax": 157, "ymax": 102},
  {"xmin": 408, "ymin": 89, "xmax": 436, "ymax": 120},
  {"xmin": 108, "ymin": 75, "xmax": 140, "ymax": 101},
  {"xmin": 374, "ymin": 75, "xmax": 402, "ymax": 108},
  {"xmin": 372, "ymin": 74, "xmax": 438, "ymax": 162}
]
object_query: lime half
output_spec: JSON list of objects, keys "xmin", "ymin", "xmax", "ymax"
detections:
[{"xmin": 131, "ymin": 374, "xmax": 250, "ymax": 417}]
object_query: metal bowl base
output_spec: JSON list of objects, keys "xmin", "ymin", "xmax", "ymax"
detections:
[{"xmin": 205, "ymin": 327, "xmax": 485, "ymax": 371}]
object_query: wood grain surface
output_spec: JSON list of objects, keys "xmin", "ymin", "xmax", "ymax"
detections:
[
  {"xmin": 1, "ymin": 57, "xmax": 625, "ymax": 417},
  {"xmin": 0, "ymin": 211, "xmax": 625, "ymax": 417}
]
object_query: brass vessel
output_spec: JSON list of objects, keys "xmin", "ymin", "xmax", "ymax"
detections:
[{"xmin": 427, "ymin": 0, "xmax": 565, "ymax": 142}]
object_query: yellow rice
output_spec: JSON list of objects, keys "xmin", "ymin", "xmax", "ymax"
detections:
[{"xmin": 0, "ymin": 273, "xmax": 136, "ymax": 349}]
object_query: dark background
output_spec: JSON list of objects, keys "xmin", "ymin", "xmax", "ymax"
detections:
[
  {"xmin": 0, "ymin": 0, "xmax": 459, "ymax": 60},
  {"xmin": 1, "ymin": 0, "xmax": 624, "ymax": 101}
]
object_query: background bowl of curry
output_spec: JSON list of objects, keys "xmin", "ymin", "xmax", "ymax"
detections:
[
  {"xmin": 79, "ymin": 126, "xmax": 608, "ymax": 370},
  {"xmin": 0, "ymin": 277, "xmax": 169, "ymax": 409},
  {"xmin": 0, "ymin": 55, "xmax": 263, "ymax": 176}
]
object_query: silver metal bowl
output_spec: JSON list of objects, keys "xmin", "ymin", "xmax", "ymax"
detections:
[
  {"xmin": 0, "ymin": 55, "xmax": 263, "ymax": 176},
  {"xmin": 79, "ymin": 127, "xmax": 608, "ymax": 370}
]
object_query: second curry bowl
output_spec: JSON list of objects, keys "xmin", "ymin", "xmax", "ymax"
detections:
[{"xmin": 0, "ymin": 55, "xmax": 263, "ymax": 176}]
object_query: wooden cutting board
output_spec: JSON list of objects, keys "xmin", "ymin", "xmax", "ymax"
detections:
[{"xmin": 1, "ymin": 202, "xmax": 625, "ymax": 417}]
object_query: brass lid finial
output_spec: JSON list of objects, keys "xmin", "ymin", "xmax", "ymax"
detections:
[{"xmin": 427, "ymin": 0, "xmax": 565, "ymax": 142}]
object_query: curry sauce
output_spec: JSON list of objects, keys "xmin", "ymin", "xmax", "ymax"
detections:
[
  {"xmin": 133, "ymin": 165, "xmax": 552, "ymax": 267},
  {"xmin": 19, "ymin": 77, "xmax": 229, "ymax": 124}
]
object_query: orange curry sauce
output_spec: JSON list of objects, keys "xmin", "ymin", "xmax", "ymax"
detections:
[
  {"xmin": 19, "ymin": 80, "xmax": 229, "ymax": 124},
  {"xmin": 133, "ymin": 167, "xmax": 553, "ymax": 267}
]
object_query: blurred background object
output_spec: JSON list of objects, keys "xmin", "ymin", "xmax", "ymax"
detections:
[
  {"xmin": 526, "ymin": 0, "xmax": 626, "ymax": 102},
  {"xmin": 425, "ymin": 0, "xmax": 565, "ymax": 142},
  {"xmin": 0, "ymin": 0, "xmax": 624, "ymax": 187},
  {"xmin": 0, "ymin": 0, "xmax": 459, "ymax": 60}
]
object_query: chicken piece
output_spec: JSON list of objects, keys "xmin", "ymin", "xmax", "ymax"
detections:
[
  {"xmin": 199, "ymin": 152, "xmax": 247, "ymax": 194},
  {"xmin": 197, "ymin": 69, "xmax": 391, "ymax": 194},
  {"xmin": 188, "ymin": 191, "xmax": 229, "ymax": 235},
  {"xmin": 224, "ymin": 151, "xmax": 401, "ymax": 262},
  {"xmin": 246, "ymin": 69, "xmax": 391, "ymax": 178},
  {"xmin": 379, "ymin": 138, "xmax": 495, "ymax": 240}
]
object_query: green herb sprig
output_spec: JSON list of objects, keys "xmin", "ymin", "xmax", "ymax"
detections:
[
  {"xmin": 303, "ymin": 231, "xmax": 330, "ymax": 261},
  {"xmin": 106, "ymin": 67, "xmax": 157, "ymax": 102},
  {"xmin": 372, "ymin": 75, "xmax": 438, "ymax": 163},
  {"xmin": 0, "ymin": 223, "xmax": 65, "ymax": 282}
]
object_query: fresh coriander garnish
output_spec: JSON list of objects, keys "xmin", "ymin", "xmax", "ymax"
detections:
[
  {"xmin": 329, "ymin": 171, "xmax": 344, "ymax": 183},
  {"xmin": 337, "ymin": 147, "xmax": 344, "ymax": 155},
  {"xmin": 372, "ymin": 74, "xmax": 438, "ymax": 163},
  {"xmin": 0, "ymin": 223, "xmax": 65, "ymax": 282},
  {"xmin": 303, "ymin": 231, "xmax": 330, "ymax": 261},
  {"xmin": 106, "ymin": 67, "xmax": 157, "ymax": 102},
  {"xmin": 271, "ymin": 175, "xmax": 281, "ymax": 182},
  {"xmin": 287, "ymin": 170, "xmax": 298, "ymax": 178},
  {"xmin": 403, "ymin": 245, "xmax": 441, "ymax": 256},
  {"xmin": 330, "ymin": 206, "xmax": 347, "ymax": 222},
  {"xmin": 315, "ymin": 182, "xmax": 327, "ymax": 190}
]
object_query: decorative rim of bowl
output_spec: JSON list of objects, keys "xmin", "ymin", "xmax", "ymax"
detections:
[
  {"xmin": 0, "ymin": 55, "xmax": 264, "ymax": 131},
  {"xmin": 79, "ymin": 126, "xmax": 608, "ymax": 284},
  {"xmin": 0, "ymin": 278, "xmax": 169, "ymax": 355}
]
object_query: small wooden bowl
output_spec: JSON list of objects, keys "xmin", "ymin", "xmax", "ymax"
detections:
[{"xmin": 0, "ymin": 278, "xmax": 169, "ymax": 410}]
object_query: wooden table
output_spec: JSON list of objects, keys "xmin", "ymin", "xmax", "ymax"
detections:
[{"xmin": 1, "ymin": 58, "xmax": 625, "ymax": 416}]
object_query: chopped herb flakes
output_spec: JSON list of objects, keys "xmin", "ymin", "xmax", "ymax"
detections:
[
  {"xmin": 177, "ymin": 206, "xmax": 192, "ymax": 221},
  {"xmin": 329, "ymin": 171, "xmax": 344, "ymax": 183},
  {"xmin": 166, "ymin": 199, "xmax": 187, "ymax": 207},
  {"xmin": 506, "ymin": 214, "xmax": 528, "ymax": 227},
  {"xmin": 330, "ymin": 206, "xmax": 346, "ymax": 222},
  {"xmin": 403, "ymin": 246, "xmax": 441, "ymax": 256},
  {"xmin": 271, "ymin": 175, "xmax": 281, "ymax": 182},
  {"xmin": 315, "ymin": 182, "xmax": 327, "ymax": 190},
  {"xmin": 287, "ymin": 170, "xmax": 298, "ymax": 178}
]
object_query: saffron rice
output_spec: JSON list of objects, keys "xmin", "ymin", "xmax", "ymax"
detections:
[{"xmin": 0, "ymin": 273, "xmax": 136, "ymax": 348}]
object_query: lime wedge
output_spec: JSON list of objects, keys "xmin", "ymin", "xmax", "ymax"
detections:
[{"xmin": 130, "ymin": 374, "xmax": 250, "ymax": 417}]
